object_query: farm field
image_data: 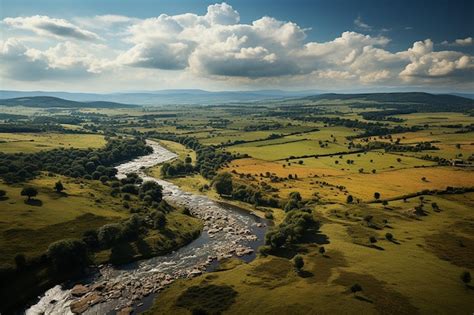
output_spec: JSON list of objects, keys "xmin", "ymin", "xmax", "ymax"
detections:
[{"xmin": 0, "ymin": 132, "xmax": 106, "ymax": 153}]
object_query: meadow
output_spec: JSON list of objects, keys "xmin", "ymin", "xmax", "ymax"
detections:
[{"xmin": 0, "ymin": 132, "xmax": 106, "ymax": 153}]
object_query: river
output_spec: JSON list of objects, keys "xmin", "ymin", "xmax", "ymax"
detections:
[{"xmin": 25, "ymin": 140, "xmax": 267, "ymax": 315}]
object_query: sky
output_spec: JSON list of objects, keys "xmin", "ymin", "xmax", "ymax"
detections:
[{"xmin": 0, "ymin": 0, "xmax": 473, "ymax": 93}]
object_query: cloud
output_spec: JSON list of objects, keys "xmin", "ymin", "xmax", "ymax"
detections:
[
  {"xmin": 354, "ymin": 16, "xmax": 372, "ymax": 31},
  {"xmin": 441, "ymin": 37, "xmax": 473, "ymax": 47},
  {"xmin": 1, "ymin": 3, "xmax": 473, "ymax": 90},
  {"xmin": 3, "ymin": 15, "xmax": 101, "ymax": 41},
  {"xmin": 400, "ymin": 39, "xmax": 473, "ymax": 79},
  {"xmin": 0, "ymin": 38, "xmax": 110, "ymax": 80}
]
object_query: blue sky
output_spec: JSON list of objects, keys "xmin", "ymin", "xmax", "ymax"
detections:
[{"xmin": 1, "ymin": 0, "xmax": 473, "ymax": 92}]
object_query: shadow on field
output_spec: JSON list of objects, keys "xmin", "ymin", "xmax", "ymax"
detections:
[
  {"xmin": 355, "ymin": 295, "xmax": 374, "ymax": 304},
  {"xmin": 25, "ymin": 199, "xmax": 43, "ymax": 206}
]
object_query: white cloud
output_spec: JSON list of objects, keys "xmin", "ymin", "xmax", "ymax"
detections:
[
  {"xmin": 441, "ymin": 37, "xmax": 473, "ymax": 47},
  {"xmin": 1, "ymin": 3, "xmax": 473, "ymax": 90},
  {"xmin": 354, "ymin": 16, "xmax": 372, "ymax": 31},
  {"xmin": 3, "ymin": 15, "xmax": 101, "ymax": 41}
]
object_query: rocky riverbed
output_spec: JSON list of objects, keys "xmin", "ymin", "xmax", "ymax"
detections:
[{"xmin": 26, "ymin": 140, "xmax": 267, "ymax": 315}]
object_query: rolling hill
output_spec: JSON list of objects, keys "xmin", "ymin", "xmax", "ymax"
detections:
[{"xmin": 0, "ymin": 96, "xmax": 138, "ymax": 108}]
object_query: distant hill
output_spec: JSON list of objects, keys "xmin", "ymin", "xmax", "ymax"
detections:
[
  {"xmin": 0, "ymin": 90, "xmax": 320, "ymax": 105},
  {"xmin": 301, "ymin": 92, "xmax": 474, "ymax": 106},
  {"xmin": 0, "ymin": 96, "xmax": 138, "ymax": 108}
]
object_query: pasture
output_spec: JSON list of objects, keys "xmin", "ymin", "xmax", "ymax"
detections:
[{"xmin": 0, "ymin": 133, "xmax": 106, "ymax": 153}]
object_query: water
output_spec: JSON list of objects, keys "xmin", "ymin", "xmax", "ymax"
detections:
[{"xmin": 25, "ymin": 140, "xmax": 267, "ymax": 315}]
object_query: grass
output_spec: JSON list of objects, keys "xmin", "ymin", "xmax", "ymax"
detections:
[
  {"xmin": 0, "ymin": 175, "xmax": 128, "ymax": 267},
  {"xmin": 147, "ymin": 192, "xmax": 474, "ymax": 315},
  {"xmin": 0, "ymin": 132, "xmax": 106, "ymax": 153},
  {"xmin": 155, "ymin": 139, "xmax": 196, "ymax": 162}
]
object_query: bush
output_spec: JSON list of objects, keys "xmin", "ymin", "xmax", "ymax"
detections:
[
  {"xmin": 47, "ymin": 239, "xmax": 88, "ymax": 273},
  {"xmin": 351, "ymin": 283, "xmax": 362, "ymax": 294},
  {"xmin": 21, "ymin": 186, "xmax": 38, "ymax": 200},
  {"xmin": 54, "ymin": 181, "xmax": 64, "ymax": 193},
  {"xmin": 319, "ymin": 246, "xmax": 326, "ymax": 255},
  {"xmin": 121, "ymin": 184, "xmax": 139, "ymax": 195},
  {"xmin": 293, "ymin": 255, "xmax": 304, "ymax": 271},
  {"xmin": 213, "ymin": 172, "xmax": 233, "ymax": 196},
  {"xmin": 461, "ymin": 271, "xmax": 471, "ymax": 284},
  {"xmin": 0, "ymin": 189, "xmax": 6, "ymax": 198},
  {"xmin": 98, "ymin": 224, "xmax": 123, "ymax": 247},
  {"xmin": 385, "ymin": 233, "xmax": 393, "ymax": 241},
  {"xmin": 346, "ymin": 195, "xmax": 353, "ymax": 203},
  {"xmin": 369, "ymin": 236, "xmax": 377, "ymax": 244},
  {"xmin": 82, "ymin": 229, "xmax": 99, "ymax": 248}
]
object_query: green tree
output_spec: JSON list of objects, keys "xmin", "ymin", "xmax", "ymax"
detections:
[
  {"xmin": 346, "ymin": 195, "xmax": 353, "ymax": 203},
  {"xmin": 213, "ymin": 172, "xmax": 233, "ymax": 196},
  {"xmin": 461, "ymin": 271, "xmax": 471, "ymax": 285},
  {"xmin": 54, "ymin": 181, "xmax": 64, "ymax": 193},
  {"xmin": 374, "ymin": 192, "xmax": 381, "ymax": 200},
  {"xmin": 293, "ymin": 255, "xmax": 304, "ymax": 271},
  {"xmin": 47, "ymin": 239, "xmax": 88, "ymax": 273},
  {"xmin": 21, "ymin": 186, "xmax": 38, "ymax": 200}
]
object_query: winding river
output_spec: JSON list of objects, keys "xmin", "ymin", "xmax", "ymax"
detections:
[{"xmin": 25, "ymin": 140, "xmax": 267, "ymax": 315}]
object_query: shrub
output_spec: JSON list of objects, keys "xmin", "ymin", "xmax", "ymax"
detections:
[
  {"xmin": 369, "ymin": 236, "xmax": 377, "ymax": 244},
  {"xmin": 385, "ymin": 233, "xmax": 393, "ymax": 241},
  {"xmin": 47, "ymin": 239, "xmax": 88, "ymax": 273},
  {"xmin": 319, "ymin": 246, "xmax": 326, "ymax": 255},
  {"xmin": 98, "ymin": 224, "xmax": 123, "ymax": 247},
  {"xmin": 21, "ymin": 186, "xmax": 38, "ymax": 200},
  {"xmin": 346, "ymin": 195, "xmax": 353, "ymax": 203},
  {"xmin": 293, "ymin": 255, "xmax": 304, "ymax": 271},
  {"xmin": 0, "ymin": 189, "xmax": 6, "ymax": 198},
  {"xmin": 121, "ymin": 184, "xmax": 139, "ymax": 195},
  {"xmin": 54, "ymin": 181, "xmax": 64, "ymax": 193},
  {"xmin": 461, "ymin": 271, "xmax": 471, "ymax": 284},
  {"xmin": 350, "ymin": 283, "xmax": 362, "ymax": 294},
  {"xmin": 213, "ymin": 172, "xmax": 233, "ymax": 196}
]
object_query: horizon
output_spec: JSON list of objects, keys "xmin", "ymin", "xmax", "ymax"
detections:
[{"xmin": 1, "ymin": 0, "xmax": 473, "ymax": 93}]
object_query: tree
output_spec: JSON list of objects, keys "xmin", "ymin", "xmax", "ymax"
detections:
[
  {"xmin": 346, "ymin": 195, "xmax": 354, "ymax": 203},
  {"xmin": 213, "ymin": 172, "xmax": 233, "ymax": 196},
  {"xmin": 385, "ymin": 233, "xmax": 393, "ymax": 241},
  {"xmin": 21, "ymin": 187, "xmax": 38, "ymax": 200},
  {"xmin": 98, "ymin": 224, "xmax": 123, "ymax": 248},
  {"xmin": 461, "ymin": 271, "xmax": 471, "ymax": 285},
  {"xmin": 369, "ymin": 236, "xmax": 377, "ymax": 244},
  {"xmin": 374, "ymin": 192, "xmax": 381, "ymax": 200},
  {"xmin": 185, "ymin": 156, "xmax": 192, "ymax": 164},
  {"xmin": 0, "ymin": 189, "xmax": 6, "ymax": 198},
  {"xmin": 293, "ymin": 255, "xmax": 304, "ymax": 271},
  {"xmin": 47, "ymin": 239, "xmax": 88, "ymax": 273},
  {"xmin": 54, "ymin": 181, "xmax": 64, "ymax": 193},
  {"xmin": 351, "ymin": 283, "xmax": 362, "ymax": 294},
  {"xmin": 319, "ymin": 246, "xmax": 326, "ymax": 255}
]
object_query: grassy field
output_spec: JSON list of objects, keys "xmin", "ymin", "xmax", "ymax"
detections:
[
  {"xmin": 0, "ymin": 133, "xmax": 106, "ymax": 153},
  {"xmin": 154, "ymin": 139, "xmax": 196, "ymax": 162},
  {"xmin": 0, "ymin": 175, "xmax": 128, "ymax": 268},
  {"xmin": 147, "ymin": 192, "xmax": 474, "ymax": 315}
]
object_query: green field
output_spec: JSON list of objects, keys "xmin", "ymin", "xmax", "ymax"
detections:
[{"xmin": 0, "ymin": 133, "xmax": 106, "ymax": 153}]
